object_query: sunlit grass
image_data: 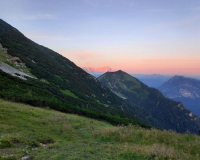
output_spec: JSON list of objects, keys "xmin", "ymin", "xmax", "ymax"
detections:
[{"xmin": 61, "ymin": 89, "xmax": 79, "ymax": 99}]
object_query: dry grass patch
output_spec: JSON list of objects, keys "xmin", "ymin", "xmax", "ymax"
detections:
[{"xmin": 94, "ymin": 125, "xmax": 200, "ymax": 159}]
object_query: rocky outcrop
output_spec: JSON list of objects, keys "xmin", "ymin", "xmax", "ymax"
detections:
[
  {"xmin": 6, "ymin": 55, "xmax": 26, "ymax": 68},
  {"xmin": 0, "ymin": 43, "xmax": 35, "ymax": 80},
  {"xmin": 0, "ymin": 61, "xmax": 35, "ymax": 80},
  {"xmin": 0, "ymin": 43, "xmax": 7, "ymax": 54}
]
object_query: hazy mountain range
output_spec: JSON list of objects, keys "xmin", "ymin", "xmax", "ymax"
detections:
[
  {"xmin": 83, "ymin": 67, "xmax": 200, "ymax": 89},
  {"xmin": 82, "ymin": 67, "xmax": 172, "ymax": 88},
  {"xmin": 132, "ymin": 74, "xmax": 172, "ymax": 88}
]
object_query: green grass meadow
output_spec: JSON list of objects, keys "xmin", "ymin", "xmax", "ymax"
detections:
[{"xmin": 0, "ymin": 99, "xmax": 200, "ymax": 160}]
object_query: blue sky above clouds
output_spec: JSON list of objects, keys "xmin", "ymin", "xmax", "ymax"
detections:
[{"xmin": 1, "ymin": 0, "xmax": 200, "ymax": 75}]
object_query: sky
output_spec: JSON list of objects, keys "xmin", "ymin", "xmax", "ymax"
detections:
[{"xmin": 1, "ymin": 0, "xmax": 200, "ymax": 75}]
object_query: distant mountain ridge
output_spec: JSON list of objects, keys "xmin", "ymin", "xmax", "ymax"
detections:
[
  {"xmin": 159, "ymin": 75, "xmax": 200, "ymax": 99},
  {"xmin": 98, "ymin": 70, "xmax": 200, "ymax": 133},
  {"xmin": 132, "ymin": 74, "xmax": 172, "ymax": 88},
  {"xmin": 83, "ymin": 66, "xmax": 112, "ymax": 73},
  {"xmin": 83, "ymin": 68, "xmax": 172, "ymax": 87},
  {"xmin": 159, "ymin": 75, "xmax": 200, "ymax": 117}
]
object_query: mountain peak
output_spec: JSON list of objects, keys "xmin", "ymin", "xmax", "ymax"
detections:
[
  {"xmin": 167, "ymin": 75, "xmax": 200, "ymax": 84},
  {"xmin": 159, "ymin": 75, "xmax": 200, "ymax": 99},
  {"xmin": 105, "ymin": 70, "xmax": 126, "ymax": 74},
  {"xmin": 108, "ymin": 70, "xmax": 131, "ymax": 77},
  {"xmin": 100, "ymin": 70, "xmax": 137, "ymax": 81},
  {"xmin": 166, "ymin": 75, "xmax": 187, "ymax": 84},
  {"xmin": 99, "ymin": 70, "xmax": 141, "ymax": 87},
  {"xmin": 172, "ymin": 75, "xmax": 185, "ymax": 79},
  {"xmin": 116, "ymin": 70, "xmax": 124, "ymax": 73}
]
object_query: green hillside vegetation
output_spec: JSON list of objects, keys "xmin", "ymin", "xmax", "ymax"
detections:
[
  {"xmin": 0, "ymin": 70, "xmax": 151, "ymax": 129},
  {"xmin": 98, "ymin": 70, "xmax": 200, "ymax": 133},
  {"xmin": 0, "ymin": 100, "xmax": 200, "ymax": 160},
  {"xmin": 61, "ymin": 89, "xmax": 79, "ymax": 99},
  {"xmin": 0, "ymin": 19, "xmax": 160, "ymax": 128}
]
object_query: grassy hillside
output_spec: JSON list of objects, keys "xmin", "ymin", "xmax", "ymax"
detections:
[{"xmin": 0, "ymin": 100, "xmax": 200, "ymax": 160}]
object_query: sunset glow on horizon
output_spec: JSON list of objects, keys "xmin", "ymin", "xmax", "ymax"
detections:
[{"xmin": 1, "ymin": 0, "xmax": 200, "ymax": 76}]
